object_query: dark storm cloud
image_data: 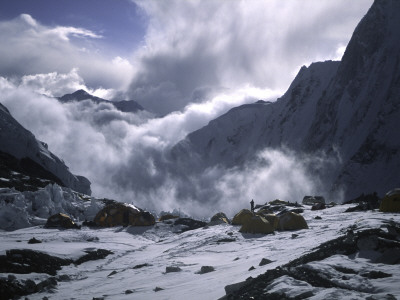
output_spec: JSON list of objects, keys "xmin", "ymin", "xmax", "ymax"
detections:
[{"xmin": 128, "ymin": 0, "xmax": 372, "ymax": 115}]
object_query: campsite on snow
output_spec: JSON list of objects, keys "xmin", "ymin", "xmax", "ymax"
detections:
[{"xmin": 1, "ymin": 0, "xmax": 400, "ymax": 299}]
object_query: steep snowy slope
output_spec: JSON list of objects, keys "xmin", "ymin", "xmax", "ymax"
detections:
[
  {"xmin": 0, "ymin": 103, "xmax": 91, "ymax": 195},
  {"xmin": 172, "ymin": 0, "xmax": 400, "ymax": 200},
  {"xmin": 58, "ymin": 89, "xmax": 144, "ymax": 113},
  {"xmin": 172, "ymin": 60, "xmax": 339, "ymax": 169}
]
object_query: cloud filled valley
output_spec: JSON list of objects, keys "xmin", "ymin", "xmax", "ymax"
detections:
[
  {"xmin": 0, "ymin": 1, "xmax": 377, "ymax": 217},
  {"xmin": 2, "ymin": 77, "xmax": 308, "ymax": 217}
]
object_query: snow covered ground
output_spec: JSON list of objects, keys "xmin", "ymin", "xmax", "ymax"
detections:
[{"xmin": 1, "ymin": 204, "xmax": 400, "ymax": 299}]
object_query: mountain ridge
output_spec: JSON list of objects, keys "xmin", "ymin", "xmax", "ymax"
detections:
[
  {"xmin": 58, "ymin": 89, "xmax": 144, "ymax": 113},
  {"xmin": 0, "ymin": 102, "xmax": 91, "ymax": 195},
  {"xmin": 170, "ymin": 0, "xmax": 400, "ymax": 201}
]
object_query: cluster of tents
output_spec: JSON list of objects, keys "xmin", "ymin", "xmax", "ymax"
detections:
[
  {"xmin": 230, "ymin": 209, "xmax": 308, "ymax": 235},
  {"xmin": 43, "ymin": 188, "xmax": 400, "ymax": 231}
]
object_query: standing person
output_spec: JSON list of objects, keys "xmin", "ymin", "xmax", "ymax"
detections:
[{"xmin": 250, "ymin": 199, "xmax": 255, "ymax": 213}]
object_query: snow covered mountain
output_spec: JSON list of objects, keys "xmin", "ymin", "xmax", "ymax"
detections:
[
  {"xmin": 171, "ymin": 0, "xmax": 400, "ymax": 201},
  {"xmin": 58, "ymin": 89, "xmax": 144, "ymax": 113},
  {"xmin": 0, "ymin": 102, "xmax": 91, "ymax": 195}
]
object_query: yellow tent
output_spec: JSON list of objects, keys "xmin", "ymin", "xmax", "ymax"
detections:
[
  {"xmin": 210, "ymin": 212, "xmax": 230, "ymax": 224},
  {"xmin": 239, "ymin": 215, "xmax": 274, "ymax": 234},
  {"xmin": 278, "ymin": 211, "xmax": 308, "ymax": 231},
  {"xmin": 231, "ymin": 209, "xmax": 253, "ymax": 225},
  {"xmin": 380, "ymin": 189, "xmax": 400, "ymax": 212},
  {"xmin": 45, "ymin": 213, "xmax": 79, "ymax": 229},
  {"xmin": 94, "ymin": 202, "xmax": 155, "ymax": 227},
  {"xmin": 258, "ymin": 213, "xmax": 279, "ymax": 230}
]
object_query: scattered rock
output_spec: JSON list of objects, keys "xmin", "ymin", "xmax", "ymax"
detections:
[
  {"xmin": 259, "ymin": 258, "xmax": 273, "ymax": 266},
  {"xmin": 343, "ymin": 192, "xmax": 380, "ymax": 208},
  {"xmin": 289, "ymin": 208, "xmax": 305, "ymax": 214},
  {"xmin": 361, "ymin": 270, "xmax": 392, "ymax": 279},
  {"xmin": 174, "ymin": 218, "xmax": 206, "ymax": 232},
  {"xmin": 216, "ymin": 238, "xmax": 236, "ymax": 243},
  {"xmin": 133, "ymin": 263, "xmax": 150, "ymax": 269},
  {"xmin": 159, "ymin": 214, "xmax": 179, "ymax": 222},
  {"xmin": 311, "ymin": 203, "xmax": 326, "ymax": 211},
  {"xmin": 108, "ymin": 270, "xmax": 117, "ymax": 277},
  {"xmin": 28, "ymin": 237, "xmax": 42, "ymax": 244},
  {"xmin": 154, "ymin": 287, "xmax": 164, "ymax": 292},
  {"xmin": 224, "ymin": 280, "xmax": 248, "ymax": 295},
  {"xmin": 74, "ymin": 249, "xmax": 113, "ymax": 265},
  {"xmin": 56, "ymin": 274, "xmax": 71, "ymax": 282},
  {"xmin": 248, "ymin": 266, "xmax": 255, "ymax": 271},
  {"xmin": 315, "ymin": 216, "xmax": 322, "ymax": 220},
  {"xmin": 37, "ymin": 277, "xmax": 57, "ymax": 292},
  {"xmin": 165, "ymin": 266, "xmax": 181, "ymax": 273},
  {"xmin": 197, "ymin": 266, "xmax": 215, "ymax": 274},
  {"xmin": 125, "ymin": 289, "xmax": 134, "ymax": 294},
  {"xmin": 302, "ymin": 196, "xmax": 325, "ymax": 206},
  {"xmin": 291, "ymin": 233, "xmax": 299, "ymax": 239},
  {"xmin": 82, "ymin": 220, "xmax": 98, "ymax": 227},
  {"xmin": 0, "ymin": 249, "xmax": 72, "ymax": 275},
  {"xmin": 269, "ymin": 199, "xmax": 288, "ymax": 206}
]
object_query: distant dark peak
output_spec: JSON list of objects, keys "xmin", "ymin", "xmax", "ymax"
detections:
[
  {"xmin": 58, "ymin": 89, "xmax": 105, "ymax": 103},
  {"xmin": 58, "ymin": 90, "xmax": 144, "ymax": 113},
  {"xmin": 74, "ymin": 89, "xmax": 90, "ymax": 96}
]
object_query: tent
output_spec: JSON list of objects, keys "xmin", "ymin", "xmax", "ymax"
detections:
[
  {"xmin": 45, "ymin": 213, "xmax": 79, "ymax": 229},
  {"xmin": 278, "ymin": 211, "xmax": 308, "ymax": 231},
  {"xmin": 380, "ymin": 189, "xmax": 400, "ymax": 212},
  {"xmin": 239, "ymin": 215, "xmax": 274, "ymax": 234},
  {"xmin": 94, "ymin": 202, "xmax": 155, "ymax": 227},
  {"xmin": 258, "ymin": 213, "xmax": 279, "ymax": 230},
  {"xmin": 231, "ymin": 209, "xmax": 253, "ymax": 225},
  {"xmin": 210, "ymin": 212, "xmax": 230, "ymax": 225}
]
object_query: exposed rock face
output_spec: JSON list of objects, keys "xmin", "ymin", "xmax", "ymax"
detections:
[{"xmin": 0, "ymin": 103, "xmax": 91, "ymax": 195}]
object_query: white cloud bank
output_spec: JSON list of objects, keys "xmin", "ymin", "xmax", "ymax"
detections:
[
  {"xmin": 1, "ymin": 76, "xmax": 316, "ymax": 217},
  {"xmin": 0, "ymin": 14, "xmax": 133, "ymax": 93}
]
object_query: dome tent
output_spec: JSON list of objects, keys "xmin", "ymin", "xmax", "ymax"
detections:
[
  {"xmin": 380, "ymin": 189, "xmax": 400, "ymax": 212},
  {"xmin": 45, "ymin": 213, "xmax": 79, "ymax": 229},
  {"xmin": 278, "ymin": 211, "xmax": 308, "ymax": 231},
  {"xmin": 94, "ymin": 202, "xmax": 155, "ymax": 227},
  {"xmin": 239, "ymin": 215, "xmax": 274, "ymax": 234},
  {"xmin": 231, "ymin": 209, "xmax": 253, "ymax": 225}
]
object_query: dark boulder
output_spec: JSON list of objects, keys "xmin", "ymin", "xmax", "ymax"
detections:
[{"xmin": 174, "ymin": 218, "xmax": 206, "ymax": 232}]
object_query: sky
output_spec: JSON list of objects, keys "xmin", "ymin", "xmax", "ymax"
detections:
[{"xmin": 0, "ymin": 0, "xmax": 374, "ymax": 216}]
